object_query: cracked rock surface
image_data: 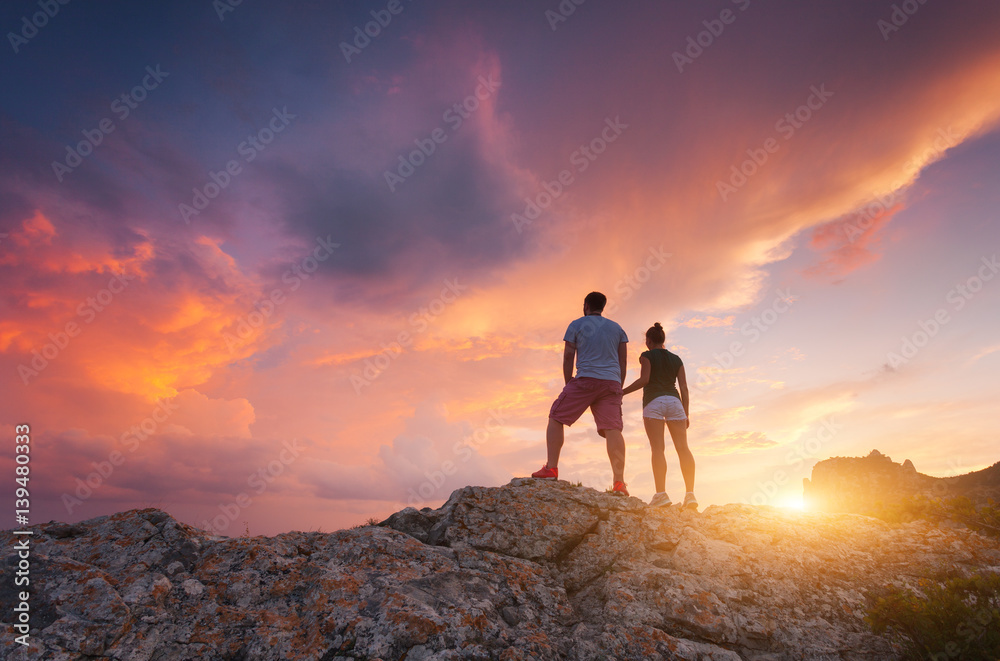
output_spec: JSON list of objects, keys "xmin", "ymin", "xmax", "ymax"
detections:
[{"xmin": 3, "ymin": 478, "xmax": 999, "ymax": 660}]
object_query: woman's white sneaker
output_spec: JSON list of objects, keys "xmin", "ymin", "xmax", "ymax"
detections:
[{"xmin": 648, "ymin": 492, "xmax": 672, "ymax": 508}]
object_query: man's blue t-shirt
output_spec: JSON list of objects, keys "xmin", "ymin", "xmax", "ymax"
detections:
[{"xmin": 564, "ymin": 315, "xmax": 628, "ymax": 382}]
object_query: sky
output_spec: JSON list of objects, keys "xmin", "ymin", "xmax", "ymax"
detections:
[{"xmin": 2, "ymin": 0, "xmax": 999, "ymax": 536}]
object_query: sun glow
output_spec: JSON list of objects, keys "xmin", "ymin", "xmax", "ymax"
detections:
[{"xmin": 776, "ymin": 494, "xmax": 806, "ymax": 511}]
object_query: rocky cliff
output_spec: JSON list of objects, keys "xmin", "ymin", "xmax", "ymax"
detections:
[
  {"xmin": 803, "ymin": 449, "xmax": 1000, "ymax": 514},
  {"xmin": 3, "ymin": 478, "xmax": 1000, "ymax": 660}
]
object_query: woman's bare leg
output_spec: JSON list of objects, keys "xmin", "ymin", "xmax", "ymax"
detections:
[
  {"xmin": 643, "ymin": 417, "xmax": 667, "ymax": 493},
  {"xmin": 666, "ymin": 419, "xmax": 695, "ymax": 493}
]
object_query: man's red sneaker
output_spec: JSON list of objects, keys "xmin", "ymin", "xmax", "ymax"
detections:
[
  {"xmin": 611, "ymin": 481, "xmax": 629, "ymax": 497},
  {"xmin": 531, "ymin": 464, "xmax": 558, "ymax": 479}
]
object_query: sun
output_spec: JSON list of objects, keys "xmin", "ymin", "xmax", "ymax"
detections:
[{"xmin": 776, "ymin": 494, "xmax": 806, "ymax": 511}]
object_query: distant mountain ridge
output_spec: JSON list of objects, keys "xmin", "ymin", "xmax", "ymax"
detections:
[{"xmin": 803, "ymin": 449, "xmax": 1000, "ymax": 514}]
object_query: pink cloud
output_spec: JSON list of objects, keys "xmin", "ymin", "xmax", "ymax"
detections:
[
  {"xmin": 681, "ymin": 315, "xmax": 736, "ymax": 329},
  {"xmin": 803, "ymin": 203, "xmax": 904, "ymax": 280}
]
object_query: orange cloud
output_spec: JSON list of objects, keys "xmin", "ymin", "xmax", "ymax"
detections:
[
  {"xmin": 2, "ymin": 210, "xmax": 156, "ymax": 277},
  {"xmin": 312, "ymin": 348, "xmax": 385, "ymax": 367},
  {"xmin": 699, "ymin": 430, "xmax": 777, "ymax": 456},
  {"xmin": 16, "ymin": 209, "xmax": 56, "ymax": 245},
  {"xmin": 681, "ymin": 315, "xmax": 735, "ymax": 328},
  {"xmin": 0, "ymin": 210, "xmax": 56, "ymax": 266}
]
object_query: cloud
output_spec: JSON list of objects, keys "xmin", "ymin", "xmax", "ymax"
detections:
[
  {"xmin": 967, "ymin": 343, "xmax": 1000, "ymax": 364},
  {"xmin": 168, "ymin": 390, "xmax": 256, "ymax": 439},
  {"xmin": 699, "ymin": 430, "xmax": 777, "ymax": 455},
  {"xmin": 681, "ymin": 316, "xmax": 735, "ymax": 329},
  {"xmin": 250, "ymin": 33, "xmax": 533, "ymax": 300},
  {"xmin": 9, "ymin": 389, "xmax": 283, "ymax": 523},
  {"xmin": 803, "ymin": 202, "xmax": 904, "ymax": 280},
  {"xmin": 298, "ymin": 400, "xmax": 509, "ymax": 506}
]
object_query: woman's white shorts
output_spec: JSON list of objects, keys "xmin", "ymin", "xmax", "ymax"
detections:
[{"xmin": 642, "ymin": 395, "xmax": 687, "ymax": 421}]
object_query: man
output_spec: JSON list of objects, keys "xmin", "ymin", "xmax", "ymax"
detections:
[{"xmin": 532, "ymin": 291, "xmax": 630, "ymax": 495}]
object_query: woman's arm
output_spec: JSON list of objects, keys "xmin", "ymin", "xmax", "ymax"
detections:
[
  {"xmin": 622, "ymin": 355, "xmax": 651, "ymax": 395},
  {"xmin": 677, "ymin": 363, "xmax": 690, "ymax": 428}
]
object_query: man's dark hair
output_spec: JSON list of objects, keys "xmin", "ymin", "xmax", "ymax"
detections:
[{"xmin": 584, "ymin": 291, "xmax": 607, "ymax": 312}]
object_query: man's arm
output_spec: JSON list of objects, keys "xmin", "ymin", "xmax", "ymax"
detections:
[
  {"xmin": 618, "ymin": 341, "xmax": 628, "ymax": 386},
  {"xmin": 563, "ymin": 341, "xmax": 576, "ymax": 385}
]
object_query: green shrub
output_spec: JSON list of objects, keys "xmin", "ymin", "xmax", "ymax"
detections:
[
  {"xmin": 867, "ymin": 496, "xmax": 1000, "ymax": 540},
  {"xmin": 954, "ymin": 498, "xmax": 1000, "ymax": 539},
  {"xmin": 865, "ymin": 571, "xmax": 1000, "ymax": 660}
]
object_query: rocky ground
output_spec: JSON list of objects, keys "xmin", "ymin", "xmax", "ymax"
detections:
[{"xmin": 3, "ymin": 478, "xmax": 1000, "ymax": 660}]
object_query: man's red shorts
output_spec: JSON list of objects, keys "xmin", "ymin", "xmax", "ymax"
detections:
[{"xmin": 549, "ymin": 376, "xmax": 623, "ymax": 432}]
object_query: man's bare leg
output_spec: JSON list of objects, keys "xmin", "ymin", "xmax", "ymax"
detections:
[
  {"xmin": 666, "ymin": 419, "xmax": 695, "ymax": 493},
  {"xmin": 546, "ymin": 417, "xmax": 565, "ymax": 469},
  {"xmin": 603, "ymin": 429, "xmax": 626, "ymax": 483}
]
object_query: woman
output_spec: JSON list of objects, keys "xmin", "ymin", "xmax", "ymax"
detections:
[{"xmin": 622, "ymin": 322, "xmax": 697, "ymax": 508}]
